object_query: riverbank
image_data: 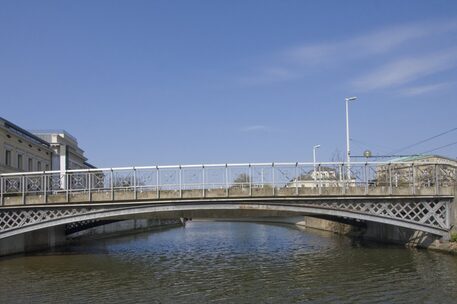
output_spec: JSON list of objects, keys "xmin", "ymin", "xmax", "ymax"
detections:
[{"xmin": 428, "ymin": 240, "xmax": 457, "ymax": 255}]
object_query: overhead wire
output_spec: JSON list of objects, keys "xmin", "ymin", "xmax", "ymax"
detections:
[
  {"xmin": 420, "ymin": 141, "xmax": 457, "ymax": 155},
  {"xmin": 389, "ymin": 126, "xmax": 457, "ymax": 155},
  {"xmin": 350, "ymin": 138, "xmax": 392, "ymax": 154}
]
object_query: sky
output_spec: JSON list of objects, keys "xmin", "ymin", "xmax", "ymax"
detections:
[{"xmin": 1, "ymin": 0, "xmax": 457, "ymax": 167}]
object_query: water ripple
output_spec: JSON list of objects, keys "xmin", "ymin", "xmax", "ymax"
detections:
[{"xmin": 1, "ymin": 221, "xmax": 457, "ymax": 303}]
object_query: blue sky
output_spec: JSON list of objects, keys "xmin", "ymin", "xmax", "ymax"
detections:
[{"xmin": 1, "ymin": 0, "xmax": 457, "ymax": 167}]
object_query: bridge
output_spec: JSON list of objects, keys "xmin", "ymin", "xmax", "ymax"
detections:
[{"xmin": 0, "ymin": 161, "xmax": 455, "ymax": 240}]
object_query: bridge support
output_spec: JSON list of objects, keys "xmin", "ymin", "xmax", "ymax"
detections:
[
  {"xmin": 0, "ymin": 225, "xmax": 66, "ymax": 257},
  {"xmin": 0, "ymin": 218, "xmax": 184, "ymax": 257}
]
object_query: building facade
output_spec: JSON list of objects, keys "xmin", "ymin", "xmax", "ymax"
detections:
[
  {"xmin": 375, "ymin": 155, "xmax": 457, "ymax": 187},
  {"xmin": 0, "ymin": 117, "xmax": 53, "ymax": 174},
  {"xmin": 0, "ymin": 118, "xmax": 94, "ymax": 174},
  {"xmin": 288, "ymin": 166, "xmax": 344, "ymax": 188},
  {"xmin": 32, "ymin": 130, "xmax": 94, "ymax": 171}
]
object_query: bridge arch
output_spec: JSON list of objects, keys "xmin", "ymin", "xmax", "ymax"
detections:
[{"xmin": 0, "ymin": 198, "xmax": 450, "ymax": 239}]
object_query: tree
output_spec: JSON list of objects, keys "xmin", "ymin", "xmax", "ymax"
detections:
[{"xmin": 232, "ymin": 173, "xmax": 250, "ymax": 188}]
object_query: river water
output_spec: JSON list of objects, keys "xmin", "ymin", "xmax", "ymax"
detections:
[{"xmin": 1, "ymin": 221, "xmax": 457, "ymax": 303}]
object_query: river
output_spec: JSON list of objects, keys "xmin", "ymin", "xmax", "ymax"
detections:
[{"xmin": 1, "ymin": 221, "xmax": 457, "ymax": 303}]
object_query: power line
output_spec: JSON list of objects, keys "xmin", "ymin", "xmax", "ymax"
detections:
[
  {"xmin": 350, "ymin": 138, "xmax": 393, "ymax": 153},
  {"xmin": 420, "ymin": 141, "xmax": 457, "ymax": 155},
  {"xmin": 389, "ymin": 126, "xmax": 457, "ymax": 155}
]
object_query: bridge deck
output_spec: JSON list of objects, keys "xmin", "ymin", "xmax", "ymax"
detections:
[{"xmin": 0, "ymin": 185, "xmax": 454, "ymax": 207}]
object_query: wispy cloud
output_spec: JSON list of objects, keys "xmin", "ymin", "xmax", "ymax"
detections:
[
  {"xmin": 285, "ymin": 20, "xmax": 457, "ymax": 65},
  {"xmin": 400, "ymin": 81, "xmax": 454, "ymax": 96},
  {"xmin": 352, "ymin": 47, "xmax": 457, "ymax": 91},
  {"xmin": 240, "ymin": 20, "xmax": 457, "ymax": 86}
]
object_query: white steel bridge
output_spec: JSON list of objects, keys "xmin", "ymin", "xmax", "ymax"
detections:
[{"xmin": 0, "ymin": 161, "xmax": 455, "ymax": 239}]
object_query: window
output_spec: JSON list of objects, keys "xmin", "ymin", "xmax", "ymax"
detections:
[
  {"xmin": 17, "ymin": 154, "xmax": 23, "ymax": 170},
  {"xmin": 5, "ymin": 150, "xmax": 11, "ymax": 166},
  {"xmin": 45, "ymin": 164, "xmax": 49, "ymax": 171},
  {"xmin": 28, "ymin": 158, "xmax": 33, "ymax": 171},
  {"xmin": 37, "ymin": 161, "xmax": 41, "ymax": 171}
]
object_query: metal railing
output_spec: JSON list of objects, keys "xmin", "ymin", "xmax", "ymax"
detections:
[{"xmin": 0, "ymin": 161, "xmax": 456, "ymax": 205}]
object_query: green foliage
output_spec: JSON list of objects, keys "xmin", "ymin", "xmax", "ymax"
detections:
[{"xmin": 450, "ymin": 232, "xmax": 457, "ymax": 242}]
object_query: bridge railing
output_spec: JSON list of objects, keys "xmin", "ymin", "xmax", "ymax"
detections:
[{"xmin": 0, "ymin": 162, "xmax": 455, "ymax": 205}]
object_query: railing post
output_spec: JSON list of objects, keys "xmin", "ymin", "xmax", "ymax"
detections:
[
  {"xmin": 179, "ymin": 165, "xmax": 182, "ymax": 198},
  {"xmin": 341, "ymin": 164, "xmax": 346, "ymax": 195},
  {"xmin": 202, "ymin": 165, "xmax": 205, "ymax": 198},
  {"xmin": 435, "ymin": 164, "xmax": 439, "ymax": 195},
  {"xmin": 249, "ymin": 164, "xmax": 252, "ymax": 197},
  {"xmin": 88, "ymin": 172, "xmax": 92, "ymax": 202},
  {"xmin": 364, "ymin": 163, "xmax": 368, "ymax": 195},
  {"xmin": 272, "ymin": 163, "xmax": 275, "ymax": 196},
  {"xmin": 318, "ymin": 164, "xmax": 322, "ymax": 195},
  {"xmin": 133, "ymin": 168, "xmax": 137, "ymax": 200},
  {"xmin": 388, "ymin": 163, "xmax": 393, "ymax": 195},
  {"xmin": 295, "ymin": 162, "xmax": 299, "ymax": 196},
  {"xmin": 43, "ymin": 173, "xmax": 47, "ymax": 204},
  {"xmin": 225, "ymin": 164, "xmax": 229, "ymax": 197},
  {"xmin": 0, "ymin": 177, "xmax": 3, "ymax": 206},
  {"xmin": 64, "ymin": 171, "xmax": 71, "ymax": 203},
  {"xmin": 412, "ymin": 163, "xmax": 416, "ymax": 195},
  {"xmin": 22, "ymin": 175, "xmax": 25, "ymax": 205},
  {"xmin": 156, "ymin": 166, "xmax": 160, "ymax": 199},
  {"xmin": 110, "ymin": 170, "xmax": 114, "ymax": 201}
]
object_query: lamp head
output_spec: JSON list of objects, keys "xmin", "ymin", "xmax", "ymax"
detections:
[{"xmin": 345, "ymin": 96, "xmax": 357, "ymax": 102}]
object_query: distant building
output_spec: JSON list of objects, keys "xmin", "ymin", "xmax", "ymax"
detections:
[
  {"xmin": 376, "ymin": 155, "xmax": 457, "ymax": 187},
  {"xmin": 31, "ymin": 130, "xmax": 94, "ymax": 171},
  {"xmin": 0, "ymin": 117, "xmax": 94, "ymax": 175},
  {"xmin": 0, "ymin": 117, "xmax": 53, "ymax": 174},
  {"xmin": 288, "ymin": 166, "xmax": 344, "ymax": 188}
]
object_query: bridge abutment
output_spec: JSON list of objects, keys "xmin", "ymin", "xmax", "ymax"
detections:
[
  {"xmin": 295, "ymin": 216, "xmax": 449, "ymax": 249},
  {"xmin": 361, "ymin": 222, "xmax": 439, "ymax": 247},
  {"xmin": 0, "ymin": 226, "xmax": 67, "ymax": 257},
  {"xmin": 0, "ymin": 218, "xmax": 184, "ymax": 257},
  {"xmin": 448, "ymin": 185, "xmax": 457, "ymax": 239},
  {"xmin": 66, "ymin": 218, "xmax": 183, "ymax": 240}
]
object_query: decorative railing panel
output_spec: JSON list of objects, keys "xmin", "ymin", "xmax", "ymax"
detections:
[{"xmin": 0, "ymin": 162, "xmax": 455, "ymax": 206}]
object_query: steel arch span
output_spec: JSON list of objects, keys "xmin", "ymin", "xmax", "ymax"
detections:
[{"xmin": 0, "ymin": 197, "xmax": 452, "ymax": 239}]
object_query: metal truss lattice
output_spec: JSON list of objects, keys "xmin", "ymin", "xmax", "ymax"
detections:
[
  {"xmin": 307, "ymin": 199, "xmax": 449, "ymax": 230},
  {"xmin": 0, "ymin": 199, "xmax": 450, "ymax": 236},
  {"xmin": 0, "ymin": 208, "xmax": 92, "ymax": 233}
]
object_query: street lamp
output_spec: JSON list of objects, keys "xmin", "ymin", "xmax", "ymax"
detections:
[
  {"xmin": 345, "ymin": 96, "xmax": 357, "ymax": 180},
  {"xmin": 313, "ymin": 144, "xmax": 321, "ymax": 184}
]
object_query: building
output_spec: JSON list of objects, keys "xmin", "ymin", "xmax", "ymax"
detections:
[
  {"xmin": 0, "ymin": 118, "xmax": 94, "ymax": 175},
  {"xmin": 288, "ymin": 166, "xmax": 343, "ymax": 188},
  {"xmin": 376, "ymin": 155, "xmax": 457, "ymax": 187},
  {"xmin": 0, "ymin": 117, "xmax": 53, "ymax": 174},
  {"xmin": 31, "ymin": 130, "xmax": 94, "ymax": 171}
]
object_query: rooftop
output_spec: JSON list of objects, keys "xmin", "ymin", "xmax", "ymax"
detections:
[
  {"xmin": 30, "ymin": 129, "xmax": 79, "ymax": 144},
  {"xmin": 389, "ymin": 154, "xmax": 457, "ymax": 163},
  {"xmin": 0, "ymin": 117, "xmax": 51, "ymax": 148}
]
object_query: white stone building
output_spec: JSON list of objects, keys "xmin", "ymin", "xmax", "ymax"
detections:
[
  {"xmin": 288, "ymin": 166, "xmax": 344, "ymax": 188},
  {"xmin": 0, "ymin": 117, "xmax": 53, "ymax": 174},
  {"xmin": 0, "ymin": 117, "xmax": 94, "ymax": 175},
  {"xmin": 31, "ymin": 130, "xmax": 94, "ymax": 171}
]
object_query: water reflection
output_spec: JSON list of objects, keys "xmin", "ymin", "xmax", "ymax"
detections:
[{"xmin": 1, "ymin": 221, "xmax": 457, "ymax": 303}]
